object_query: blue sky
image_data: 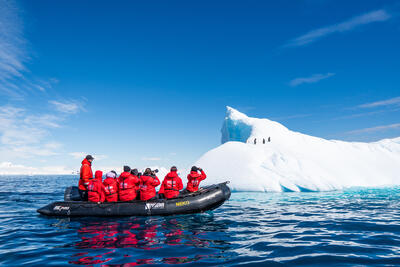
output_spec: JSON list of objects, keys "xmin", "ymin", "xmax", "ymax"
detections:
[{"xmin": 0, "ymin": 0, "xmax": 399, "ymax": 174}]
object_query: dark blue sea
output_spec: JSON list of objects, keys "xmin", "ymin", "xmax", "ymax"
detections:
[{"xmin": 1, "ymin": 175, "xmax": 400, "ymax": 266}]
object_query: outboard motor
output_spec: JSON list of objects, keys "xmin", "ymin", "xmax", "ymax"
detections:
[{"xmin": 64, "ymin": 186, "xmax": 82, "ymax": 201}]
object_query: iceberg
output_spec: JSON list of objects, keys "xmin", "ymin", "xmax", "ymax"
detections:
[{"xmin": 196, "ymin": 107, "xmax": 400, "ymax": 192}]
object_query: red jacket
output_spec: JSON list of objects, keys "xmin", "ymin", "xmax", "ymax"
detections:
[
  {"xmin": 159, "ymin": 171, "xmax": 183, "ymax": 199},
  {"xmin": 118, "ymin": 172, "xmax": 140, "ymax": 201},
  {"xmin": 79, "ymin": 158, "xmax": 93, "ymax": 190},
  {"xmin": 88, "ymin": 171, "xmax": 106, "ymax": 202},
  {"xmin": 103, "ymin": 177, "xmax": 118, "ymax": 202},
  {"xmin": 186, "ymin": 170, "xmax": 207, "ymax": 192},
  {"xmin": 140, "ymin": 175, "xmax": 160, "ymax": 201}
]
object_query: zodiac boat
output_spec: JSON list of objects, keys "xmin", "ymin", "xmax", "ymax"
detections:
[{"xmin": 37, "ymin": 182, "xmax": 231, "ymax": 217}]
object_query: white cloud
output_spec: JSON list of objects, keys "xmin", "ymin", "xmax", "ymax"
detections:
[
  {"xmin": 49, "ymin": 100, "xmax": 83, "ymax": 114},
  {"xmin": 69, "ymin": 152, "xmax": 108, "ymax": 161},
  {"xmin": 347, "ymin": 123, "xmax": 400, "ymax": 134},
  {"xmin": 285, "ymin": 9, "xmax": 391, "ymax": 47},
  {"xmin": 289, "ymin": 73, "xmax": 335, "ymax": 87},
  {"xmin": 0, "ymin": 105, "xmax": 65, "ymax": 158},
  {"xmin": 0, "ymin": 161, "xmax": 72, "ymax": 175},
  {"xmin": 358, "ymin": 96, "xmax": 400, "ymax": 108}
]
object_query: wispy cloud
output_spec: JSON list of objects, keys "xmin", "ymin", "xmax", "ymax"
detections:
[
  {"xmin": 49, "ymin": 100, "xmax": 84, "ymax": 114},
  {"xmin": 358, "ymin": 96, "xmax": 400, "ymax": 108},
  {"xmin": 0, "ymin": 105, "xmax": 63, "ymax": 157},
  {"xmin": 347, "ymin": 123, "xmax": 400, "ymax": 134},
  {"xmin": 0, "ymin": 0, "xmax": 54, "ymax": 98},
  {"xmin": 289, "ymin": 73, "xmax": 335, "ymax": 87},
  {"xmin": 285, "ymin": 9, "xmax": 391, "ymax": 47},
  {"xmin": 0, "ymin": 103, "xmax": 84, "ymax": 160}
]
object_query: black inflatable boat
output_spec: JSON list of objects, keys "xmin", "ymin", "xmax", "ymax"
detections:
[{"xmin": 37, "ymin": 182, "xmax": 231, "ymax": 217}]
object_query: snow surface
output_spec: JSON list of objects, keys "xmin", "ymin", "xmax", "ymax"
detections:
[{"xmin": 196, "ymin": 107, "xmax": 400, "ymax": 192}]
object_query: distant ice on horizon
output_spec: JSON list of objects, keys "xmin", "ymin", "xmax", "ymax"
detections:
[{"xmin": 196, "ymin": 107, "xmax": 400, "ymax": 192}]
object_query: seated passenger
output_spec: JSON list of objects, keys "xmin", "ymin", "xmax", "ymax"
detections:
[
  {"xmin": 118, "ymin": 166, "xmax": 140, "ymax": 201},
  {"xmin": 186, "ymin": 166, "xmax": 207, "ymax": 193},
  {"xmin": 103, "ymin": 171, "xmax": 118, "ymax": 202},
  {"xmin": 159, "ymin": 166, "xmax": 183, "ymax": 199},
  {"xmin": 88, "ymin": 170, "xmax": 106, "ymax": 202},
  {"xmin": 140, "ymin": 168, "xmax": 160, "ymax": 201},
  {"xmin": 131, "ymin": 168, "xmax": 141, "ymax": 199}
]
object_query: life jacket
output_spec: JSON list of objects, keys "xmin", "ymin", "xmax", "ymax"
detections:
[
  {"xmin": 159, "ymin": 171, "xmax": 183, "ymax": 199},
  {"xmin": 186, "ymin": 170, "xmax": 207, "ymax": 192},
  {"xmin": 118, "ymin": 172, "xmax": 139, "ymax": 201},
  {"xmin": 79, "ymin": 158, "xmax": 93, "ymax": 190},
  {"xmin": 88, "ymin": 171, "xmax": 105, "ymax": 202},
  {"xmin": 103, "ymin": 177, "xmax": 118, "ymax": 202},
  {"xmin": 140, "ymin": 174, "xmax": 160, "ymax": 201}
]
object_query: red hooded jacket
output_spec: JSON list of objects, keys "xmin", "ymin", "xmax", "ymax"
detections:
[
  {"xmin": 186, "ymin": 170, "xmax": 207, "ymax": 192},
  {"xmin": 140, "ymin": 174, "xmax": 160, "ymax": 201},
  {"xmin": 159, "ymin": 172, "xmax": 183, "ymax": 199},
  {"xmin": 103, "ymin": 177, "xmax": 118, "ymax": 202},
  {"xmin": 79, "ymin": 158, "xmax": 93, "ymax": 190},
  {"xmin": 88, "ymin": 171, "xmax": 106, "ymax": 202},
  {"xmin": 118, "ymin": 172, "xmax": 140, "ymax": 201}
]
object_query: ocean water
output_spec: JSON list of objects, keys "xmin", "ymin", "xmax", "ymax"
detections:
[{"xmin": 1, "ymin": 176, "xmax": 400, "ymax": 266}]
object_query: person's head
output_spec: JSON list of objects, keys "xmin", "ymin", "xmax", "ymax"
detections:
[
  {"xmin": 111, "ymin": 170, "xmax": 117, "ymax": 177},
  {"xmin": 131, "ymin": 168, "xmax": 139, "ymax": 176},
  {"xmin": 106, "ymin": 171, "xmax": 116, "ymax": 179},
  {"xmin": 170, "ymin": 166, "xmax": 177, "ymax": 172},
  {"xmin": 123, "ymin": 165, "xmax": 131, "ymax": 172},
  {"xmin": 144, "ymin": 168, "xmax": 152, "ymax": 175},
  {"xmin": 191, "ymin": 166, "xmax": 198, "ymax": 172},
  {"xmin": 95, "ymin": 170, "xmax": 103, "ymax": 181},
  {"xmin": 86, "ymin": 155, "xmax": 94, "ymax": 163}
]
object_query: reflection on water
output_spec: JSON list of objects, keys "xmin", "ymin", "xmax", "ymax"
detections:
[{"xmin": 57, "ymin": 214, "xmax": 230, "ymax": 266}]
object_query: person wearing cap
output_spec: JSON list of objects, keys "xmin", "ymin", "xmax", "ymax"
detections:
[
  {"xmin": 118, "ymin": 166, "xmax": 140, "ymax": 201},
  {"xmin": 88, "ymin": 170, "xmax": 106, "ymax": 202},
  {"xmin": 78, "ymin": 155, "xmax": 94, "ymax": 201},
  {"xmin": 186, "ymin": 166, "xmax": 207, "ymax": 193},
  {"xmin": 103, "ymin": 170, "xmax": 119, "ymax": 202},
  {"xmin": 159, "ymin": 166, "xmax": 183, "ymax": 199}
]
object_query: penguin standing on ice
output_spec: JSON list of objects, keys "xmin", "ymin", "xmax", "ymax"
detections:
[
  {"xmin": 254, "ymin": 138, "xmax": 257, "ymax": 144},
  {"xmin": 263, "ymin": 138, "xmax": 265, "ymax": 144}
]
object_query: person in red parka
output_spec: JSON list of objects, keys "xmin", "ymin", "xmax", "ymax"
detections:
[
  {"xmin": 140, "ymin": 168, "xmax": 161, "ymax": 201},
  {"xmin": 88, "ymin": 170, "xmax": 106, "ymax": 202},
  {"xmin": 186, "ymin": 166, "xmax": 207, "ymax": 193},
  {"xmin": 159, "ymin": 166, "xmax": 183, "ymax": 199},
  {"xmin": 118, "ymin": 166, "xmax": 140, "ymax": 201},
  {"xmin": 103, "ymin": 170, "xmax": 119, "ymax": 202},
  {"xmin": 78, "ymin": 155, "xmax": 94, "ymax": 201}
]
